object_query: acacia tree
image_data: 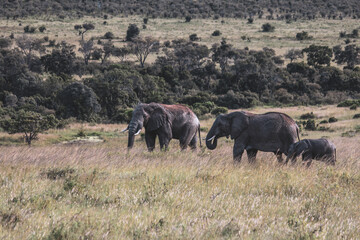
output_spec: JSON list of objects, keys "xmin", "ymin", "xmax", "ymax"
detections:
[
  {"xmin": 333, "ymin": 44, "xmax": 360, "ymax": 69},
  {"xmin": 284, "ymin": 49, "xmax": 303, "ymax": 62},
  {"xmin": 16, "ymin": 35, "xmax": 45, "ymax": 64},
  {"xmin": 74, "ymin": 23, "xmax": 95, "ymax": 40},
  {"xmin": 1, "ymin": 110, "xmax": 59, "ymax": 145},
  {"xmin": 79, "ymin": 39, "xmax": 94, "ymax": 65},
  {"xmin": 302, "ymin": 45, "xmax": 333, "ymax": 67},
  {"xmin": 129, "ymin": 36, "xmax": 159, "ymax": 67}
]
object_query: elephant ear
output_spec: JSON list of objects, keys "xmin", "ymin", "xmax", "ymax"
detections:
[
  {"xmin": 146, "ymin": 107, "xmax": 168, "ymax": 131},
  {"xmin": 230, "ymin": 112, "xmax": 249, "ymax": 139},
  {"xmin": 296, "ymin": 141, "xmax": 309, "ymax": 154}
]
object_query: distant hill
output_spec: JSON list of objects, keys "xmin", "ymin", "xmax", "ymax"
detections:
[{"xmin": 1, "ymin": 0, "xmax": 359, "ymax": 20}]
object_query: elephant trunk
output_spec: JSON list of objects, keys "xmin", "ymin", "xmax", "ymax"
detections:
[
  {"xmin": 127, "ymin": 121, "xmax": 143, "ymax": 149},
  {"xmin": 206, "ymin": 129, "xmax": 218, "ymax": 150}
]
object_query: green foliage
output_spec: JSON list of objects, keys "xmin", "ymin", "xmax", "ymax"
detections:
[
  {"xmin": 57, "ymin": 82, "xmax": 101, "ymax": 121},
  {"xmin": 328, "ymin": 117, "xmax": 338, "ymax": 123},
  {"xmin": 38, "ymin": 26, "xmax": 46, "ymax": 33},
  {"xmin": 211, "ymin": 30, "xmax": 221, "ymax": 36},
  {"xmin": 126, "ymin": 24, "xmax": 140, "ymax": 42},
  {"xmin": 337, "ymin": 99, "xmax": 360, "ymax": 107},
  {"xmin": 0, "ymin": 110, "xmax": 59, "ymax": 145},
  {"xmin": 296, "ymin": 31, "xmax": 313, "ymax": 40},
  {"xmin": 112, "ymin": 108, "xmax": 133, "ymax": 123},
  {"xmin": 189, "ymin": 34, "xmax": 199, "ymax": 41},
  {"xmin": 305, "ymin": 119, "xmax": 316, "ymax": 130},
  {"xmin": 262, "ymin": 23, "xmax": 275, "ymax": 32},
  {"xmin": 211, "ymin": 106, "xmax": 228, "ymax": 116},
  {"xmin": 24, "ymin": 25, "xmax": 36, "ymax": 33},
  {"xmin": 302, "ymin": 45, "xmax": 333, "ymax": 67},
  {"xmin": 104, "ymin": 31, "xmax": 115, "ymax": 39},
  {"xmin": 300, "ymin": 112, "xmax": 315, "ymax": 119},
  {"xmin": 353, "ymin": 113, "xmax": 360, "ymax": 119},
  {"xmin": 185, "ymin": 16, "xmax": 192, "ymax": 22}
]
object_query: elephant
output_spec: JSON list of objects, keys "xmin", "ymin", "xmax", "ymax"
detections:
[
  {"xmin": 285, "ymin": 139, "xmax": 336, "ymax": 167},
  {"xmin": 205, "ymin": 111, "xmax": 300, "ymax": 163},
  {"xmin": 122, "ymin": 103, "xmax": 201, "ymax": 151}
]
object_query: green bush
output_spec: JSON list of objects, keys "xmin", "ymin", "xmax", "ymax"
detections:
[
  {"xmin": 328, "ymin": 117, "xmax": 338, "ymax": 123},
  {"xmin": 211, "ymin": 106, "xmax": 228, "ymax": 116},
  {"xmin": 262, "ymin": 23, "xmax": 275, "ymax": 32},
  {"xmin": 300, "ymin": 112, "xmax": 316, "ymax": 119},
  {"xmin": 337, "ymin": 99, "xmax": 360, "ymax": 107},
  {"xmin": 305, "ymin": 119, "xmax": 316, "ymax": 130},
  {"xmin": 112, "ymin": 108, "xmax": 133, "ymax": 123},
  {"xmin": 353, "ymin": 114, "xmax": 360, "ymax": 119},
  {"xmin": 350, "ymin": 104, "xmax": 357, "ymax": 110},
  {"xmin": 212, "ymin": 30, "xmax": 221, "ymax": 36},
  {"xmin": 296, "ymin": 31, "xmax": 313, "ymax": 40}
]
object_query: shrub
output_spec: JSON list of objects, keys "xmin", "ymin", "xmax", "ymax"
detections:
[
  {"xmin": 104, "ymin": 31, "xmax": 115, "ymax": 39},
  {"xmin": 305, "ymin": 119, "xmax": 316, "ymax": 130},
  {"xmin": 247, "ymin": 18, "xmax": 254, "ymax": 24},
  {"xmin": 211, "ymin": 107, "xmax": 228, "ymax": 116},
  {"xmin": 350, "ymin": 104, "xmax": 357, "ymax": 110},
  {"xmin": 185, "ymin": 16, "xmax": 192, "ymax": 22},
  {"xmin": 39, "ymin": 26, "xmax": 46, "ymax": 32},
  {"xmin": 337, "ymin": 99, "xmax": 360, "ymax": 107},
  {"xmin": 143, "ymin": 18, "xmax": 148, "ymax": 24},
  {"xmin": 328, "ymin": 117, "xmax": 338, "ymax": 123},
  {"xmin": 126, "ymin": 24, "xmax": 140, "ymax": 41},
  {"xmin": 189, "ymin": 34, "xmax": 199, "ymax": 41},
  {"xmin": 112, "ymin": 108, "xmax": 133, "ymax": 123},
  {"xmin": 24, "ymin": 25, "xmax": 36, "ymax": 33},
  {"xmin": 212, "ymin": 30, "xmax": 221, "ymax": 36},
  {"xmin": 353, "ymin": 114, "xmax": 360, "ymax": 119},
  {"xmin": 262, "ymin": 23, "xmax": 275, "ymax": 32},
  {"xmin": 296, "ymin": 31, "xmax": 313, "ymax": 40},
  {"xmin": 300, "ymin": 112, "xmax": 315, "ymax": 119},
  {"xmin": 319, "ymin": 120, "xmax": 329, "ymax": 124}
]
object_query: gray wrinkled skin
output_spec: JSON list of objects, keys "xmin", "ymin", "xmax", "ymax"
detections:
[
  {"xmin": 127, "ymin": 103, "xmax": 201, "ymax": 151},
  {"xmin": 285, "ymin": 138, "xmax": 336, "ymax": 167},
  {"xmin": 206, "ymin": 111, "xmax": 300, "ymax": 163}
]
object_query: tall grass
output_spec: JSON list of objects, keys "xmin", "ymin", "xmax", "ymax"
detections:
[{"xmin": 1, "ymin": 105, "xmax": 359, "ymax": 239}]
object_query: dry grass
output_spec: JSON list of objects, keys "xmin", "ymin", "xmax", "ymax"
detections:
[
  {"xmin": 0, "ymin": 105, "xmax": 359, "ymax": 239},
  {"xmin": 1, "ymin": 17, "xmax": 359, "ymax": 65}
]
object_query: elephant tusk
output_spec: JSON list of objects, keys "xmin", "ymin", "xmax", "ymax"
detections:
[
  {"xmin": 207, "ymin": 135, "xmax": 216, "ymax": 141},
  {"xmin": 121, "ymin": 126, "xmax": 129, "ymax": 133},
  {"xmin": 134, "ymin": 129, "xmax": 141, "ymax": 135}
]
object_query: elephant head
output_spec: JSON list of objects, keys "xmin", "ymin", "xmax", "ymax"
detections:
[
  {"xmin": 206, "ymin": 112, "xmax": 249, "ymax": 150},
  {"xmin": 286, "ymin": 141, "xmax": 309, "ymax": 163},
  {"xmin": 123, "ymin": 103, "xmax": 169, "ymax": 149}
]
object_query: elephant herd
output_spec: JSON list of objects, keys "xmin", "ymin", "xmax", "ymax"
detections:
[{"xmin": 122, "ymin": 103, "xmax": 336, "ymax": 167}]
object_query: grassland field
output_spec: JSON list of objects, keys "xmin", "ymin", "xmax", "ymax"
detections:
[
  {"xmin": 0, "ymin": 104, "xmax": 359, "ymax": 239},
  {"xmin": 1, "ymin": 16, "xmax": 359, "ymax": 66}
]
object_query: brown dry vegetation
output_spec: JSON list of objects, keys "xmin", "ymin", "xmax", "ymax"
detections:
[
  {"xmin": 0, "ymin": 105, "xmax": 359, "ymax": 239},
  {"xmin": 1, "ymin": 16, "xmax": 359, "ymax": 62}
]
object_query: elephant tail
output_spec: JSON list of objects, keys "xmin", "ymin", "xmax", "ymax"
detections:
[
  {"xmin": 296, "ymin": 125, "xmax": 300, "ymax": 141},
  {"xmin": 198, "ymin": 125, "xmax": 202, "ymax": 147}
]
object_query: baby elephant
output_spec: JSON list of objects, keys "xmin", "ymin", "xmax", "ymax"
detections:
[{"xmin": 285, "ymin": 139, "xmax": 336, "ymax": 167}]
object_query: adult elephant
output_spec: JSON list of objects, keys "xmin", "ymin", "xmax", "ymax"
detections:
[
  {"xmin": 206, "ymin": 111, "xmax": 300, "ymax": 163},
  {"xmin": 123, "ymin": 103, "xmax": 201, "ymax": 151}
]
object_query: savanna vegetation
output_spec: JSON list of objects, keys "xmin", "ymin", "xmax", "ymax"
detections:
[
  {"xmin": 0, "ymin": 2, "xmax": 360, "ymax": 238},
  {"xmin": 0, "ymin": 105, "xmax": 359, "ymax": 239}
]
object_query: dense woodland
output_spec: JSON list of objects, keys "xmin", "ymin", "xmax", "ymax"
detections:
[
  {"xmin": 1, "ymin": 28, "xmax": 359, "ymax": 125},
  {"xmin": 2, "ymin": 0, "xmax": 360, "ymax": 20}
]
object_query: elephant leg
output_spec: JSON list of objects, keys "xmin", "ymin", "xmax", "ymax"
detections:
[
  {"xmin": 158, "ymin": 132, "xmax": 170, "ymax": 151},
  {"xmin": 302, "ymin": 153, "xmax": 312, "ymax": 167},
  {"xmin": 233, "ymin": 139, "xmax": 245, "ymax": 162},
  {"xmin": 275, "ymin": 151, "xmax": 284, "ymax": 163},
  {"xmin": 180, "ymin": 127, "xmax": 197, "ymax": 150},
  {"xmin": 189, "ymin": 135, "xmax": 197, "ymax": 150},
  {"xmin": 145, "ymin": 132, "xmax": 156, "ymax": 152},
  {"xmin": 246, "ymin": 149, "xmax": 258, "ymax": 164}
]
